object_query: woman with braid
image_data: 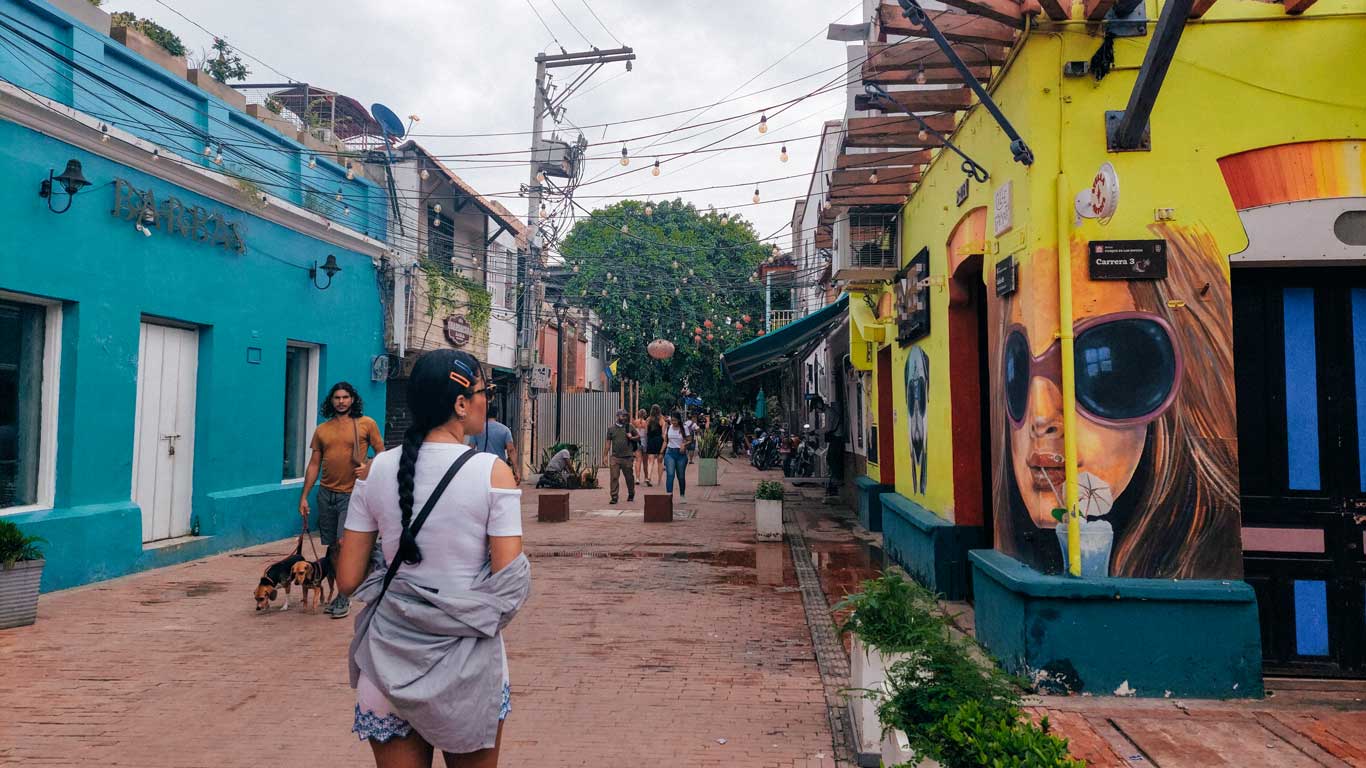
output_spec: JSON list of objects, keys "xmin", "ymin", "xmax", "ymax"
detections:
[{"xmin": 337, "ymin": 349, "xmax": 529, "ymax": 768}]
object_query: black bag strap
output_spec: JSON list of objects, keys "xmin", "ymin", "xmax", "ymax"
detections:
[{"xmin": 375, "ymin": 448, "xmax": 480, "ymax": 604}]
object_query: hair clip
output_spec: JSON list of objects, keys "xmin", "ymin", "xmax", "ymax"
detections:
[{"xmin": 449, "ymin": 371, "xmax": 472, "ymax": 388}]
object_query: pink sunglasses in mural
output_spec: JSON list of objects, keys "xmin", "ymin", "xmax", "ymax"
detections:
[{"xmin": 1004, "ymin": 311, "xmax": 1183, "ymax": 428}]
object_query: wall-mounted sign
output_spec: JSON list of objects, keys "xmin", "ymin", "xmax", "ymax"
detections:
[
  {"xmin": 994, "ymin": 255, "xmax": 1018, "ymax": 297},
  {"xmin": 112, "ymin": 179, "xmax": 245, "ymax": 253},
  {"xmin": 1075, "ymin": 162, "xmax": 1120, "ymax": 225},
  {"xmin": 993, "ymin": 181, "xmax": 1013, "ymax": 236},
  {"xmin": 443, "ymin": 314, "xmax": 473, "ymax": 347},
  {"xmin": 897, "ymin": 246, "xmax": 931, "ymax": 345},
  {"xmin": 530, "ymin": 364, "xmax": 552, "ymax": 389},
  {"xmin": 1088, "ymin": 240, "xmax": 1167, "ymax": 280},
  {"xmin": 956, "ymin": 177, "xmax": 970, "ymax": 207}
]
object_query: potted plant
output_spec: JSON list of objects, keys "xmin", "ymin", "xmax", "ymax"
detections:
[
  {"xmin": 0, "ymin": 520, "xmax": 45, "ymax": 630},
  {"xmin": 110, "ymin": 12, "xmax": 188, "ymax": 79},
  {"xmin": 696, "ymin": 429, "xmax": 721, "ymax": 486},
  {"xmin": 835, "ymin": 573, "xmax": 944, "ymax": 762},
  {"xmin": 754, "ymin": 480, "xmax": 784, "ymax": 541}
]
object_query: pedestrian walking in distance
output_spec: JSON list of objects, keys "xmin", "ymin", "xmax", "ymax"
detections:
[
  {"xmin": 298, "ymin": 381, "xmax": 383, "ymax": 618},
  {"xmin": 467, "ymin": 401, "xmax": 520, "ymax": 484},
  {"xmin": 604, "ymin": 408, "xmax": 638, "ymax": 504},
  {"xmin": 338, "ymin": 349, "xmax": 527, "ymax": 767},
  {"xmin": 663, "ymin": 411, "xmax": 693, "ymax": 497},
  {"xmin": 646, "ymin": 404, "xmax": 666, "ymax": 486}
]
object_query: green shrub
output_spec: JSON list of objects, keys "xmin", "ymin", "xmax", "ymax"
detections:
[
  {"xmin": 696, "ymin": 429, "xmax": 721, "ymax": 459},
  {"xmin": 754, "ymin": 480, "xmax": 784, "ymax": 501},
  {"xmin": 110, "ymin": 12, "xmax": 187, "ymax": 57},
  {"xmin": 927, "ymin": 700, "xmax": 1085, "ymax": 768},
  {"xmin": 0, "ymin": 520, "xmax": 45, "ymax": 568},
  {"xmin": 835, "ymin": 572, "xmax": 944, "ymax": 653}
]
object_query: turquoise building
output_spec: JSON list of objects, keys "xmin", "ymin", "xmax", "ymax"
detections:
[{"xmin": 0, "ymin": 0, "xmax": 392, "ymax": 590}]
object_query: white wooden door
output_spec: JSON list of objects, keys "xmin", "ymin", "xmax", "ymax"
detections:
[{"xmin": 132, "ymin": 323, "xmax": 198, "ymax": 542}]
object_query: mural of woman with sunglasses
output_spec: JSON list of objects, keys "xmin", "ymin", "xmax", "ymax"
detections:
[{"xmin": 989, "ymin": 225, "xmax": 1242, "ymax": 579}]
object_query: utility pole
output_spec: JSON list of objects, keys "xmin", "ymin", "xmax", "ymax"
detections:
[{"xmin": 517, "ymin": 46, "xmax": 634, "ymax": 477}]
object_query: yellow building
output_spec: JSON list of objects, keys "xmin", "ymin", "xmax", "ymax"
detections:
[{"xmin": 835, "ymin": 0, "xmax": 1366, "ymax": 694}]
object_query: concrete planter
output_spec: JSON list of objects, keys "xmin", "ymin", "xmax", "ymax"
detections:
[
  {"xmin": 110, "ymin": 25, "xmax": 187, "ymax": 80},
  {"xmin": 755, "ymin": 498, "xmax": 783, "ymax": 541},
  {"xmin": 186, "ymin": 69, "xmax": 247, "ymax": 110},
  {"xmin": 0, "ymin": 559, "xmax": 44, "ymax": 630},
  {"xmin": 48, "ymin": 0, "xmax": 111, "ymax": 34},
  {"xmin": 697, "ymin": 457, "xmax": 718, "ymax": 486},
  {"xmin": 246, "ymin": 103, "xmax": 298, "ymax": 138},
  {"xmin": 849, "ymin": 636, "xmax": 914, "ymax": 765}
]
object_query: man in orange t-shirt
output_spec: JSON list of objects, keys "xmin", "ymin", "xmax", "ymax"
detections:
[{"xmin": 298, "ymin": 381, "xmax": 383, "ymax": 617}]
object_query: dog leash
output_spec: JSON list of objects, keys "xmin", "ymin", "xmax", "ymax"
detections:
[{"xmin": 302, "ymin": 521, "xmax": 324, "ymax": 562}]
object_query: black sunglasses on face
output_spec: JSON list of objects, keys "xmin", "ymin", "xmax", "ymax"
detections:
[{"xmin": 472, "ymin": 384, "xmax": 497, "ymax": 398}]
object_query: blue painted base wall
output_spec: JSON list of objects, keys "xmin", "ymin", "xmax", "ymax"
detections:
[
  {"xmin": 854, "ymin": 477, "xmax": 891, "ymax": 533},
  {"xmin": 880, "ymin": 492, "xmax": 984, "ymax": 601},
  {"xmin": 971, "ymin": 550, "xmax": 1264, "ymax": 698}
]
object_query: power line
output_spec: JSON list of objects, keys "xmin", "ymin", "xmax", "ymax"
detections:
[
  {"xmin": 579, "ymin": 0, "xmax": 622, "ymax": 47},
  {"xmin": 523, "ymin": 0, "xmax": 567, "ymax": 53},
  {"xmin": 548, "ymin": 0, "xmax": 594, "ymax": 48}
]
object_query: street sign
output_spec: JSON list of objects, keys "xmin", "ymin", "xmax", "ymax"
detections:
[
  {"xmin": 1088, "ymin": 239, "xmax": 1168, "ymax": 280},
  {"xmin": 443, "ymin": 314, "xmax": 472, "ymax": 347},
  {"xmin": 994, "ymin": 255, "xmax": 1017, "ymax": 297},
  {"xmin": 530, "ymin": 364, "xmax": 552, "ymax": 389}
]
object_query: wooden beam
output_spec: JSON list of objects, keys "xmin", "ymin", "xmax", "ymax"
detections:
[
  {"xmin": 1037, "ymin": 0, "xmax": 1071, "ymax": 19},
  {"xmin": 1084, "ymin": 0, "xmax": 1116, "ymax": 20},
  {"xmin": 1188, "ymin": 0, "xmax": 1217, "ymax": 16},
  {"xmin": 863, "ymin": 65, "xmax": 994, "ymax": 86},
  {"xmin": 836, "ymin": 149, "xmax": 932, "ymax": 170},
  {"xmin": 877, "ymin": 5, "xmax": 1019, "ymax": 43},
  {"xmin": 829, "ymin": 195, "xmax": 914, "ymax": 207},
  {"xmin": 865, "ymin": 41, "xmax": 1009, "ymax": 72},
  {"xmin": 855, "ymin": 87, "xmax": 973, "ymax": 114},
  {"xmin": 846, "ymin": 114, "xmax": 956, "ymax": 149},
  {"xmin": 833, "ymin": 166, "xmax": 923, "ymax": 187},
  {"xmin": 1283, "ymin": 0, "xmax": 1316, "ymax": 13},
  {"xmin": 1111, "ymin": 0, "xmax": 1193, "ymax": 150},
  {"xmin": 832, "ymin": 181, "xmax": 915, "ymax": 197},
  {"xmin": 937, "ymin": 0, "xmax": 1027, "ymax": 27},
  {"xmin": 815, "ymin": 228, "xmax": 833, "ymax": 249}
]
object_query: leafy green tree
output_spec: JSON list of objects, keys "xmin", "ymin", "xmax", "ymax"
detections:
[
  {"xmin": 205, "ymin": 38, "xmax": 250, "ymax": 83},
  {"xmin": 559, "ymin": 199, "xmax": 770, "ymax": 410}
]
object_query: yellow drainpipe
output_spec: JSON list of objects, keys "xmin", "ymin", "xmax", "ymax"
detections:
[{"xmin": 1056, "ymin": 173, "xmax": 1081, "ymax": 577}]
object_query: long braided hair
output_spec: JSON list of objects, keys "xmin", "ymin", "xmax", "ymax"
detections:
[{"xmin": 395, "ymin": 349, "xmax": 484, "ymax": 565}]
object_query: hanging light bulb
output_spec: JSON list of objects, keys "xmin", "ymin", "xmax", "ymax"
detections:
[
  {"xmin": 345, "ymin": 163, "xmax": 355, "ymax": 180},
  {"xmin": 100, "ymin": 124, "xmax": 110, "ymax": 142},
  {"xmin": 772, "ymin": 244, "xmax": 781, "ymax": 259},
  {"xmin": 620, "ymin": 145, "xmax": 630, "ymax": 166},
  {"xmin": 539, "ymin": 202, "xmax": 547, "ymax": 217},
  {"xmin": 432, "ymin": 218, "xmax": 440, "ymax": 228},
  {"xmin": 335, "ymin": 189, "xmax": 344, "ymax": 202},
  {"xmin": 622, "ymin": 299, "xmax": 628, "ymax": 310},
  {"xmin": 535, "ymin": 170, "xmax": 545, "ymax": 184},
  {"xmin": 672, "ymin": 260, "xmax": 680, "ymax": 269},
  {"xmin": 606, "ymin": 271, "xmax": 612, "ymax": 280},
  {"xmin": 870, "ymin": 169, "xmax": 879, "ymax": 184},
  {"xmin": 652, "ymin": 159, "xmax": 661, "ymax": 176},
  {"xmin": 621, "ymin": 223, "xmax": 629, "ymax": 234},
  {"xmin": 720, "ymin": 213, "xmax": 729, "ymax": 224},
  {"xmin": 308, "ymin": 155, "xmax": 318, "ymax": 169},
  {"xmin": 675, "ymin": 287, "xmax": 681, "ymax": 295},
  {"xmin": 758, "ymin": 114, "xmax": 768, "ymax": 134},
  {"xmin": 572, "ymin": 264, "xmax": 580, "ymax": 273},
  {"xmin": 214, "ymin": 147, "xmax": 223, "ymax": 165},
  {"xmin": 822, "ymin": 199, "xmax": 832, "ymax": 211},
  {"xmin": 644, "ymin": 202, "xmax": 653, "ymax": 216},
  {"xmin": 151, "ymin": 148, "xmax": 160, "ymax": 161},
  {"xmin": 752, "ymin": 187, "xmax": 760, "ymax": 204},
  {"xmin": 434, "ymin": 203, "xmax": 443, "ymax": 216},
  {"xmin": 581, "ymin": 289, "xmax": 587, "ymax": 296},
  {"xmin": 916, "ymin": 64, "xmax": 927, "ymax": 85},
  {"xmin": 203, "ymin": 145, "xmax": 213, "ymax": 157},
  {"xmin": 688, "ymin": 268, "xmax": 695, "ymax": 276},
  {"xmin": 602, "ymin": 289, "xmax": 608, "ymax": 296},
  {"xmin": 343, "ymin": 205, "xmax": 350, "ymax": 216},
  {"xmin": 779, "ymin": 145, "xmax": 789, "ymax": 162},
  {"xmin": 918, "ymin": 128, "xmax": 929, "ymax": 142}
]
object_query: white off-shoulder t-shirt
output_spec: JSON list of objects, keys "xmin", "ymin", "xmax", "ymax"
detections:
[{"xmin": 345, "ymin": 443, "xmax": 523, "ymax": 590}]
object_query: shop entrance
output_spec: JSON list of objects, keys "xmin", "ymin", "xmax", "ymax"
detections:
[
  {"xmin": 949, "ymin": 254, "xmax": 993, "ymax": 539},
  {"xmin": 876, "ymin": 345, "xmax": 895, "ymax": 485},
  {"xmin": 1233, "ymin": 267, "xmax": 1366, "ymax": 677},
  {"xmin": 132, "ymin": 321, "xmax": 199, "ymax": 543}
]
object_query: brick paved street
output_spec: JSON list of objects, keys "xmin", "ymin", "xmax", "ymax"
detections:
[{"xmin": 0, "ymin": 461, "xmax": 854, "ymax": 767}]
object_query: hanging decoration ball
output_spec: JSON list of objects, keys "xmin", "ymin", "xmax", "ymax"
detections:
[
  {"xmin": 694, "ymin": 335, "xmax": 702, "ymax": 344},
  {"xmin": 647, "ymin": 339, "xmax": 676, "ymax": 360},
  {"xmin": 735, "ymin": 322, "xmax": 743, "ymax": 330},
  {"xmin": 704, "ymin": 319, "xmax": 714, "ymax": 329},
  {"xmin": 644, "ymin": 204, "xmax": 653, "ymax": 216},
  {"xmin": 694, "ymin": 326, "xmax": 703, "ymax": 335},
  {"xmin": 706, "ymin": 333, "xmax": 714, "ymax": 341},
  {"xmin": 742, "ymin": 314, "xmax": 751, "ymax": 323}
]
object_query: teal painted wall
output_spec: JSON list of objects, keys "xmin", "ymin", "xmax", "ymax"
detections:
[{"xmin": 1, "ymin": 119, "xmax": 388, "ymax": 591}]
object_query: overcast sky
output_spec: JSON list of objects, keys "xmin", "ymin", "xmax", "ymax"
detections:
[{"xmin": 110, "ymin": 0, "xmax": 862, "ymax": 247}]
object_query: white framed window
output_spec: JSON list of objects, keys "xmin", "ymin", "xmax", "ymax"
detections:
[
  {"xmin": 282, "ymin": 341, "xmax": 320, "ymax": 482},
  {"xmin": 0, "ymin": 291, "xmax": 61, "ymax": 514}
]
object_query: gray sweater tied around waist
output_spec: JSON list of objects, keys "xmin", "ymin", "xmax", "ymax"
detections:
[{"xmin": 348, "ymin": 553, "xmax": 531, "ymax": 754}]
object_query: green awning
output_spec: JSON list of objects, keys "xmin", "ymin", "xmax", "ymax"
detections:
[{"xmin": 721, "ymin": 294, "xmax": 849, "ymax": 383}]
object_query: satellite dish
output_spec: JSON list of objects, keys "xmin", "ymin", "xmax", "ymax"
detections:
[{"xmin": 370, "ymin": 103, "xmax": 406, "ymax": 139}]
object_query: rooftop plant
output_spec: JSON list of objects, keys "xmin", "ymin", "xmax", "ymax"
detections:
[{"xmin": 110, "ymin": 12, "xmax": 187, "ymax": 57}]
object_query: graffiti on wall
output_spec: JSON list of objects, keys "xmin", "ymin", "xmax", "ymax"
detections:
[
  {"xmin": 989, "ymin": 224, "xmax": 1242, "ymax": 579},
  {"xmin": 905, "ymin": 346, "xmax": 929, "ymax": 495}
]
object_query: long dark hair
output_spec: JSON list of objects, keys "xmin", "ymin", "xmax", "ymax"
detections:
[
  {"xmin": 321, "ymin": 381, "xmax": 363, "ymax": 418},
  {"xmin": 395, "ymin": 349, "xmax": 484, "ymax": 565}
]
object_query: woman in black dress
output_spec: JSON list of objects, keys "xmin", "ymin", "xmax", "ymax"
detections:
[{"xmin": 645, "ymin": 404, "xmax": 665, "ymax": 486}]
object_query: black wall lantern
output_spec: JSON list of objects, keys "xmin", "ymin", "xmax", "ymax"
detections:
[
  {"xmin": 39, "ymin": 159, "xmax": 91, "ymax": 214},
  {"xmin": 310, "ymin": 254, "xmax": 342, "ymax": 290}
]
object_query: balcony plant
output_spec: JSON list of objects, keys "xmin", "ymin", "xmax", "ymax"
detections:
[
  {"xmin": 0, "ymin": 520, "xmax": 46, "ymax": 630},
  {"xmin": 754, "ymin": 479, "xmax": 784, "ymax": 541},
  {"xmin": 696, "ymin": 429, "xmax": 721, "ymax": 486}
]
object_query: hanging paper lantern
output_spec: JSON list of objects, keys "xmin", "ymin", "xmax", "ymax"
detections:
[
  {"xmin": 694, "ymin": 334, "xmax": 702, "ymax": 343},
  {"xmin": 704, "ymin": 319, "xmax": 714, "ymax": 329},
  {"xmin": 742, "ymin": 314, "xmax": 751, "ymax": 323},
  {"xmin": 735, "ymin": 322, "xmax": 743, "ymax": 330},
  {"xmin": 647, "ymin": 338, "xmax": 676, "ymax": 360},
  {"xmin": 706, "ymin": 333, "xmax": 714, "ymax": 341},
  {"xmin": 694, "ymin": 326, "xmax": 703, "ymax": 336}
]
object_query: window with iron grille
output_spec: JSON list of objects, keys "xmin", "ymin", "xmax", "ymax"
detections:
[
  {"xmin": 591, "ymin": 326, "xmax": 606, "ymax": 360},
  {"xmin": 428, "ymin": 204, "xmax": 453, "ymax": 263}
]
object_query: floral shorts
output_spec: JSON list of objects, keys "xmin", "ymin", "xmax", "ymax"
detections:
[{"xmin": 352, "ymin": 676, "xmax": 511, "ymax": 744}]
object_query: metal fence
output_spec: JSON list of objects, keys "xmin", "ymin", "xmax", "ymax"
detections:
[{"xmin": 534, "ymin": 391, "xmax": 619, "ymax": 464}]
